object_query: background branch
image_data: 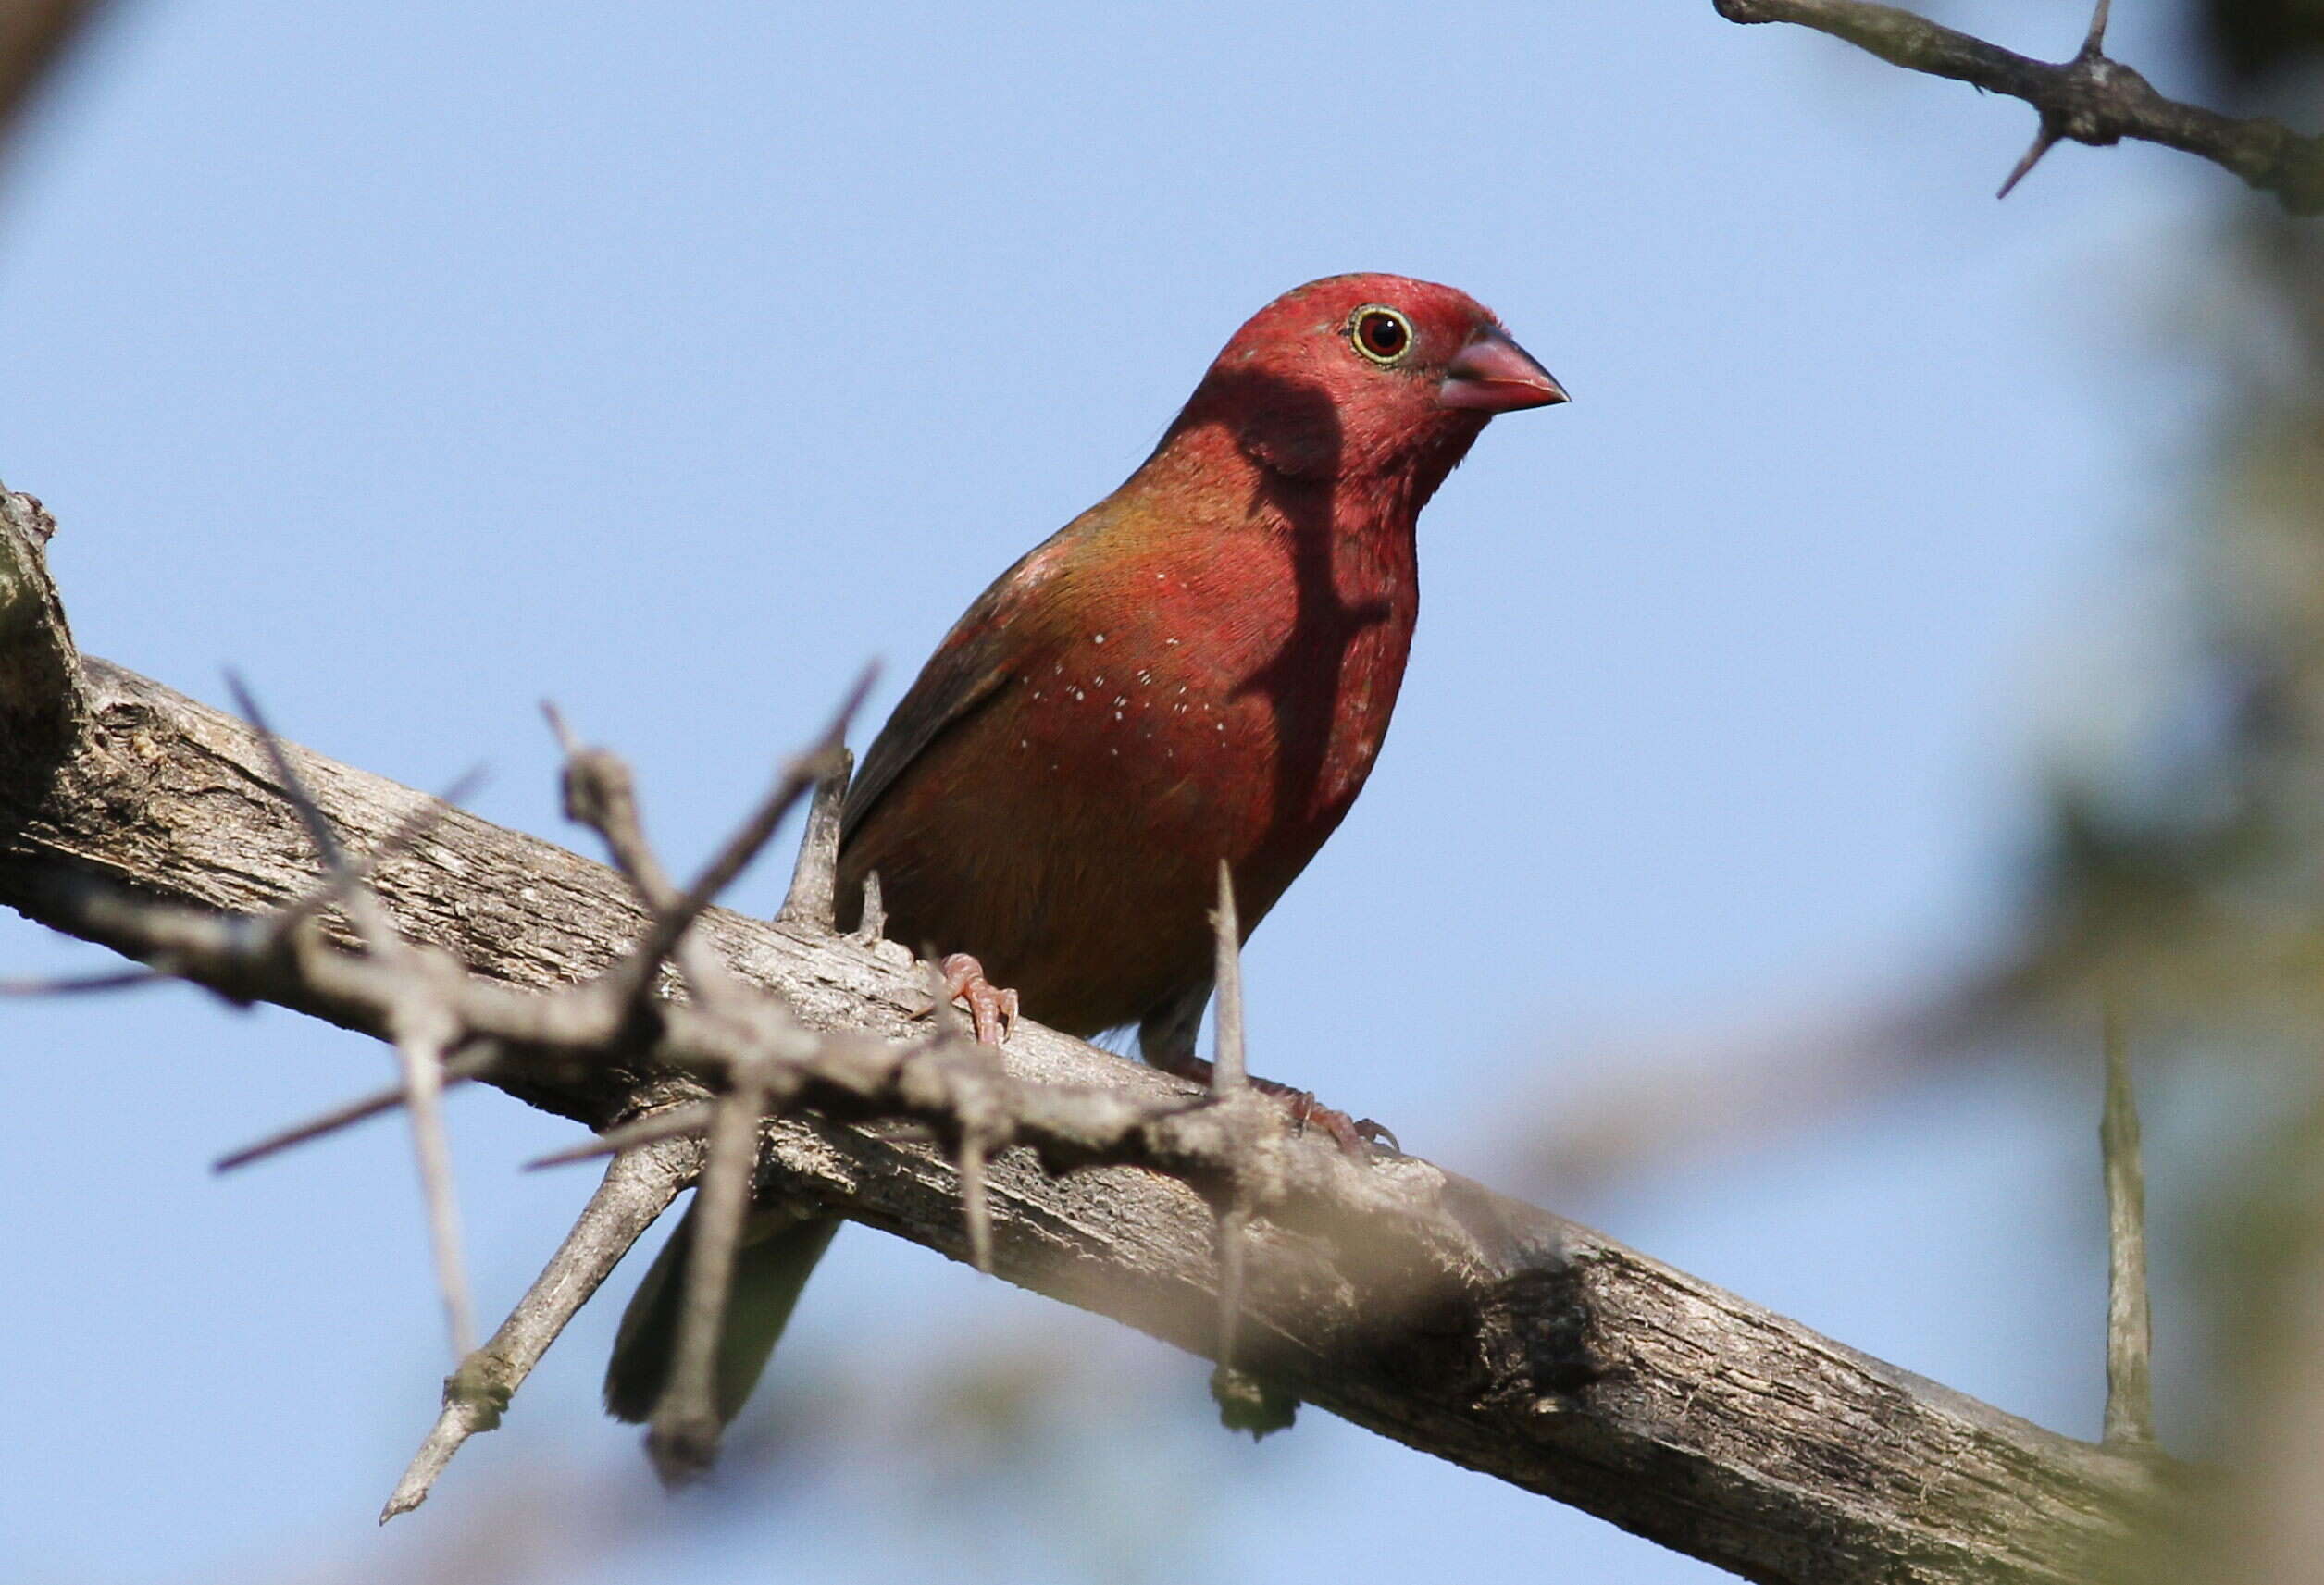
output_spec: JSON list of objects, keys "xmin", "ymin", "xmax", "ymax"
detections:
[
  {"xmin": 1714, "ymin": 0, "xmax": 2324, "ymax": 213},
  {"xmin": 0, "ymin": 0, "xmax": 104, "ymax": 160}
]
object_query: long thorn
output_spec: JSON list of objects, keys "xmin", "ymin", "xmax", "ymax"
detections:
[
  {"xmin": 522, "ymin": 1103, "xmax": 717, "ymax": 1170},
  {"xmin": 647, "ymin": 1054, "xmax": 777, "ymax": 1485},
  {"xmin": 228, "ymin": 675, "xmax": 477, "ymax": 1361},
  {"xmin": 2101, "ymin": 1005, "xmax": 2156, "ymax": 1446},
  {"xmin": 396, "ymin": 1010, "xmax": 478, "ymax": 1359},
  {"xmin": 1207, "ymin": 860, "xmax": 1256, "ymax": 1402},
  {"xmin": 1210, "ymin": 861, "xmax": 1247, "ymax": 1095},
  {"xmin": 214, "ymin": 1044, "xmax": 499, "ymax": 1172},
  {"xmin": 539, "ymin": 699, "xmax": 580, "ymax": 757},
  {"xmin": 0, "ymin": 967, "xmax": 168, "ymax": 996},
  {"xmin": 622, "ymin": 664, "xmax": 876, "ymax": 993},
  {"xmin": 1997, "ymin": 124, "xmax": 2063, "ymax": 199},
  {"xmin": 2079, "ymin": 0, "xmax": 2112, "ymax": 58},
  {"xmin": 777, "ymin": 747, "xmax": 853, "ymax": 929},
  {"xmin": 853, "ymin": 871, "xmax": 886, "ymax": 943},
  {"xmin": 960, "ymin": 1130, "xmax": 992, "ymax": 1276},
  {"xmin": 1215, "ymin": 1205, "xmax": 1249, "ymax": 1370},
  {"xmin": 227, "ymin": 671, "xmax": 349, "ymax": 872}
]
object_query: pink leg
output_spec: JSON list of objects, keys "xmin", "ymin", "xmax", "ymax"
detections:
[{"xmin": 937, "ymin": 952, "xmax": 1019, "ymax": 1046}]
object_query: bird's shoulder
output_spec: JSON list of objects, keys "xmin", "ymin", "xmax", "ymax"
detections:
[{"xmin": 839, "ymin": 502, "xmax": 1125, "ymax": 844}]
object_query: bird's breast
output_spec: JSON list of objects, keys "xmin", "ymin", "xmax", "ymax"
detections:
[
  {"xmin": 1005, "ymin": 525, "xmax": 1416, "ymax": 906},
  {"xmin": 839, "ymin": 508, "xmax": 1422, "ymax": 1036}
]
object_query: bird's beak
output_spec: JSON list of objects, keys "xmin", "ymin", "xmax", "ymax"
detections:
[{"xmin": 1437, "ymin": 328, "xmax": 1569, "ymax": 413}]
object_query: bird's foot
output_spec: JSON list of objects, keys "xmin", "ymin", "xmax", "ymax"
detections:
[
  {"xmin": 1147, "ymin": 1051, "xmax": 1397, "ymax": 1158},
  {"xmin": 1253, "ymin": 1076, "xmax": 1400, "ymax": 1157},
  {"xmin": 926, "ymin": 951, "xmax": 1019, "ymax": 1046}
]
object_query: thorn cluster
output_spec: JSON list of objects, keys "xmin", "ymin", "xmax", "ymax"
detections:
[{"xmin": 28, "ymin": 675, "xmax": 1373, "ymax": 1511}]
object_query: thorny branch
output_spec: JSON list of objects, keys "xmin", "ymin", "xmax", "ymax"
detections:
[
  {"xmin": 1714, "ymin": 0, "xmax": 2324, "ymax": 214},
  {"xmin": 0, "ymin": 489, "xmax": 2177, "ymax": 1584},
  {"xmin": 32, "ymin": 654, "xmax": 1289, "ymax": 1506},
  {"xmin": 380, "ymin": 1137, "xmax": 699, "ymax": 1522}
]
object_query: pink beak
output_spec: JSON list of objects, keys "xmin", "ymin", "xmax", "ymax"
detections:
[{"xmin": 1437, "ymin": 328, "xmax": 1569, "ymax": 413}]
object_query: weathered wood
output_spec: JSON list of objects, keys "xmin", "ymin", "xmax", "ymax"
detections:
[{"xmin": 0, "ymin": 495, "xmax": 2169, "ymax": 1583}]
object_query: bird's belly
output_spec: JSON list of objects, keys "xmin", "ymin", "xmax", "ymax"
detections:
[{"xmin": 843, "ymin": 634, "xmax": 1403, "ymax": 1037}]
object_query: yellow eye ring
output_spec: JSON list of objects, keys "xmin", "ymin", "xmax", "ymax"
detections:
[{"xmin": 1348, "ymin": 305, "xmax": 1413, "ymax": 365}]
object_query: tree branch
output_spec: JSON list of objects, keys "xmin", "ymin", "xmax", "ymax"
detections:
[
  {"xmin": 1714, "ymin": 0, "xmax": 2324, "ymax": 215},
  {"xmin": 0, "ymin": 489, "xmax": 2171, "ymax": 1582},
  {"xmin": 381, "ymin": 1136, "xmax": 698, "ymax": 1521}
]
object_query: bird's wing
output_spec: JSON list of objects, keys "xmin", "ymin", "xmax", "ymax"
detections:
[{"xmin": 839, "ymin": 530, "xmax": 1074, "ymax": 848}]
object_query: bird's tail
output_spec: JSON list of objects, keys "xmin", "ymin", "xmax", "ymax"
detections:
[{"xmin": 603, "ymin": 1202, "xmax": 839, "ymax": 1425}]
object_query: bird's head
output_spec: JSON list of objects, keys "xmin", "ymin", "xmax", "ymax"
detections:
[{"xmin": 1166, "ymin": 274, "xmax": 1566, "ymax": 489}]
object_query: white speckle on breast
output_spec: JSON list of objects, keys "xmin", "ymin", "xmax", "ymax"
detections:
[{"xmin": 1093, "ymin": 633, "xmax": 1106, "ymax": 645}]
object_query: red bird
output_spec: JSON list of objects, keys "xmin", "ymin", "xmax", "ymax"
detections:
[{"xmin": 607, "ymin": 274, "xmax": 1565, "ymax": 1425}]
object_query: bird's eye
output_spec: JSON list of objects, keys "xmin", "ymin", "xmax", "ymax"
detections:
[{"xmin": 1349, "ymin": 306, "xmax": 1412, "ymax": 365}]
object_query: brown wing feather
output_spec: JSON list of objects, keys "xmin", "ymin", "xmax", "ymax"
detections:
[{"xmin": 839, "ymin": 526, "xmax": 1079, "ymax": 849}]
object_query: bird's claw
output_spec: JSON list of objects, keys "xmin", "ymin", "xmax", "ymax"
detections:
[
  {"xmin": 1250, "ymin": 1076, "xmax": 1398, "ymax": 1158},
  {"xmin": 933, "ymin": 951, "xmax": 1018, "ymax": 1046},
  {"xmin": 1145, "ymin": 1049, "xmax": 1398, "ymax": 1158}
]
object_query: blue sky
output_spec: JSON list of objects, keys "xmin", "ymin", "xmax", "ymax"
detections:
[{"xmin": 0, "ymin": 3, "xmax": 2225, "ymax": 1581}]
